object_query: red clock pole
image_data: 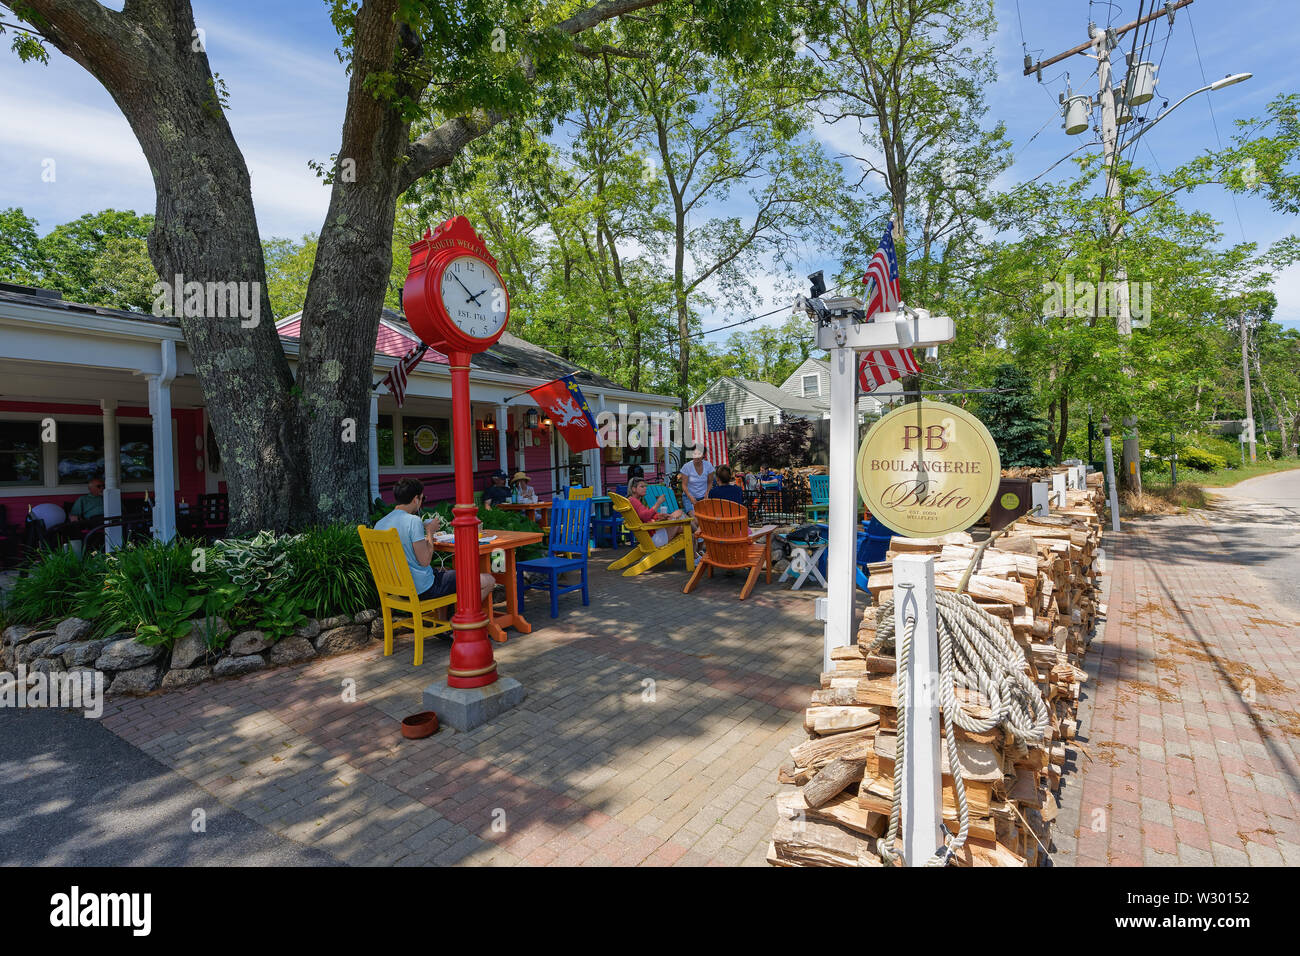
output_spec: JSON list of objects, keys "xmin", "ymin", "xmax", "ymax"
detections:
[{"xmin": 446, "ymin": 349, "xmax": 498, "ymax": 689}]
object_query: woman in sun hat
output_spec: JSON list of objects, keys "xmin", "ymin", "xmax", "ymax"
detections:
[{"xmin": 511, "ymin": 471, "xmax": 538, "ymax": 504}]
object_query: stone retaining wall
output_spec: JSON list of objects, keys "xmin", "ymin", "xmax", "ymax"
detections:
[{"xmin": 0, "ymin": 609, "xmax": 387, "ymax": 696}]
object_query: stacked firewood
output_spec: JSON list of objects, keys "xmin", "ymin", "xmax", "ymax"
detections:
[{"xmin": 769, "ymin": 469, "xmax": 1107, "ymax": 867}]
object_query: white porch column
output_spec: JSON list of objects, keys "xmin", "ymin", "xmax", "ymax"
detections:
[
  {"xmin": 147, "ymin": 340, "xmax": 177, "ymax": 542},
  {"xmin": 101, "ymin": 399, "xmax": 123, "ymax": 551},
  {"xmin": 496, "ymin": 403, "xmax": 509, "ymax": 474},
  {"xmin": 368, "ymin": 394, "xmax": 380, "ymax": 504},
  {"xmin": 824, "ymin": 344, "xmax": 858, "ymax": 673}
]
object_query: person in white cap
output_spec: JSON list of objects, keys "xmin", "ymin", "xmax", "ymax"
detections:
[{"xmin": 678, "ymin": 446, "xmax": 715, "ymax": 515}]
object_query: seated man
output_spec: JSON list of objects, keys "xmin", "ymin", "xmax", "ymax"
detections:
[
  {"xmin": 375, "ymin": 477, "xmax": 495, "ymax": 605},
  {"xmin": 67, "ymin": 475, "xmax": 106, "ymax": 526},
  {"xmin": 707, "ymin": 464, "xmax": 745, "ymax": 505},
  {"xmin": 482, "ymin": 471, "xmax": 512, "ymax": 510}
]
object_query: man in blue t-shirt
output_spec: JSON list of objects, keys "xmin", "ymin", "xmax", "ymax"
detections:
[{"xmin": 375, "ymin": 477, "xmax": 496, "ymax": 602}]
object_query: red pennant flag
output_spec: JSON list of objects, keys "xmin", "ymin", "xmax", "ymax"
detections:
[{"xmin": 527, "ymin": 374, "xmax": 600, "ymax": 452}]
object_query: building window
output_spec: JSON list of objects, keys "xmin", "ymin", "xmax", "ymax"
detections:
[
  {"xmin": 377, "ymin": 414, "xmax": 395, "ymax": 466},
  {"xmin": 401, "ymin": 416, "xmax": 452, "ymax": 467},
  {"xmin": 0, "ymin": 421, "xmax": 42, "ymax": 486},
  {"xmin": 802, "ymin": 373, "xmax": 819, "ymax": 397},
  {"xmin": 119, "ymin": 423, "xmax": 153, "ymax": 482},
  {"xmin": 57, "ymin": 422, "xmax": 104, "ymax": 484},
  {"xmin": 742, "ymin": 417, "xmax": 756, "ymax": 425}
]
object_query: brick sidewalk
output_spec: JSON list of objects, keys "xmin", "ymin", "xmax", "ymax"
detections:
[
  {"xmin": 1064, "ymin": 511, "xmax": 1300, "ymax": 867},
  {"xmin": 96, "ymin": 555, "xmax": 816, "ymax": 866}
]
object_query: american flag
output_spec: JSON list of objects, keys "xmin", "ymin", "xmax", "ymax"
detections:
[
  {"xmin": 686, "ymin": 401, "xmax": 729, "ymax": 466},
  {"xmin": 379, "ymin": 343, "xmax": 428, "ymax": 407},
  {"xmin": 857, "ymin": 221, "xmax": 919, "ymax": 393}
]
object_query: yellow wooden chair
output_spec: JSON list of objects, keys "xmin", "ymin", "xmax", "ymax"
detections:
[
  {"xmin": 357, "ymin": 525, "xmax": 457, "ymax": 666},
  {"xmin": 567, "ymin": 486, "xmax": 594, "ymax": 500},
  {"xmin": 606, "ymin": 492, "xmax": 695, "ymax": 577}
]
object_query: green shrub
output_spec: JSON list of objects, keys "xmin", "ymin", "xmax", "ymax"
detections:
[
  {"xmin": 284, "ymin": 523, "xmax": 379, "ymax": 618},
  {"xmin": 209, "ymin": 529, "xmax": 300, "ymax": 593},
  {"xmin": 81, "ymin": 538, "xmax": 205, "ymax": 645},
  {"xmin": 1179, "ymin": 446, "xmax": 1228, "ymax": 472},
  {"xmin": 4, "ymin": 546, "xmax": 107, "ymax": 625}
]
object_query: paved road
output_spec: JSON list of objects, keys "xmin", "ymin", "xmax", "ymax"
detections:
[
  {"xmin": 0, "ymin": 707, "xmax": 338, "ymax": 866},
  {"xmin": 1208, "ymin": 467, "xmax": 1300, "ymax": 613}
]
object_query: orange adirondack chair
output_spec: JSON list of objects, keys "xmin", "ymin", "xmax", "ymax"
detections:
[{"xmin": 683, "ymin": 499, "xmax": 776, "ymax": 600}]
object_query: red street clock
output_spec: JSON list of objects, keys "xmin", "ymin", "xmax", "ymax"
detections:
[
  {"xmin": 402, "ymin": 216, "xmax": 511, "ymax": 691},
  {"xmin": 403, "ymin": 216, "xmax": 510, "ymax": 352}
]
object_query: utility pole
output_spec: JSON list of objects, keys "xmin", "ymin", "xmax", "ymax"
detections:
[
  {"xmin": 1026, "ymin": 1, "xmax": 1198, "ymax": 496},
  {"xmin": 1092, "ymin": 23, "xmax": 1144, "ymax": 494},
  {"xmin": 1241, "ymin": 315, "xmax": 1258, "ymax": 462}
]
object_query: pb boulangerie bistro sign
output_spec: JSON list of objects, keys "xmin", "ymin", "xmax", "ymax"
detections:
[{"xmin": 857, "ymin": 400, "xmax": 1001, "ymax": 537}]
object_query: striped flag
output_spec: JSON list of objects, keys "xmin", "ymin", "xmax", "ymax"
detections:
[
  {"xmin": 857, "ymin": 220, "xmax": 918, "ymax": 393},
  {"xmin": 686, "ymin": 401, "xmax": 729, "ymax": 465},
  {"xmin": 380, "ymin": 343, "xmax": 428, "ymax": 407}
]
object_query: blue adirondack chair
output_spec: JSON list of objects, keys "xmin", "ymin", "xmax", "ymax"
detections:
[
  {"xmin": 645, "ymin": 483, "xmax": 679, "ymax": 514},
  {"xmin": 517, "ymin": 494, "xmax": 591, "ymax": 618},
  {"xmin": 813, "ymin": 518, "xmax": 892, "ymax": 591},
  {"xmin": 805, "ymin": 474, "xmax": 830, "ymax": 521}
]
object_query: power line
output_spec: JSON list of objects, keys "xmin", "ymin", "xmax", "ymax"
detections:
[{"xmin": 1186, "ymin": 4, "xmax": 1248, "ymax": 243}]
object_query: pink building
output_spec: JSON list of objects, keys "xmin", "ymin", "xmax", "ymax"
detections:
[{"xmin": 0, "ymin": 283, "xmax": 678, "ymax": 546}]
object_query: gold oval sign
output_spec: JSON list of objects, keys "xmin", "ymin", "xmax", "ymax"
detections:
[{"xmin": 856, "ymin": 400, "xmax": 1001, "ymax": 538}]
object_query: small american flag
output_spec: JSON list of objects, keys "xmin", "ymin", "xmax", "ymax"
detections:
[
  {"xmin": 686, "ymin": 401, "xmax": 729, "ymax": 466},
  {"xmin": 858, "ymin": 221, "xmax": 919, "ymax": 393},
  {"xmin": 380, "ymin": 343, "xmax": 428, "ymax": 408}
]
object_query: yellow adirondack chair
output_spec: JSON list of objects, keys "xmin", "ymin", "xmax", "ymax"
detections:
[
  {"xmin": 357, "ymin": 525, "xmax": 457, "ymax": 666},
  {"xmin": 607, "ymin": 492, "xmax": 695, "ymax": 577}
]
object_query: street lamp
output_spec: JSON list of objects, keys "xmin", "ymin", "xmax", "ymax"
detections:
[{"xmin": 1124, "ymin": 73, "xmax": 1253, "ymax": 149}]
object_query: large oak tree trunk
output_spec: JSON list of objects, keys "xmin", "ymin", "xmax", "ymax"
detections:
[{"xmin": 26, "ymin": 0, "xmax": 305, "ymax": 534}]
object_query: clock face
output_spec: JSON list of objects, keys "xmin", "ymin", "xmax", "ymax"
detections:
[{"xmin": 439, "ymin": 255, "xmax": 507, "ymax": 341}]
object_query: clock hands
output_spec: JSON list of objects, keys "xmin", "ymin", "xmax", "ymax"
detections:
[{"xmin": 449, "ymin": 271, "xmax": 485, "ymax": 305}]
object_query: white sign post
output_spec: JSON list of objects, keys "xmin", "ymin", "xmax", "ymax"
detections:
[
  {"xmin": 816, "ymin": 308, "xmax": 955, "ymax": 672},
  {"xmin": 814, "ymin": 304, "xmax": 955, "ymax": 864}
]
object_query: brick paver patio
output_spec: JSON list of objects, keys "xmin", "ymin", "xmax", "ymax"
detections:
[
  {"xmin": 97, "ymin": 554, "xmax": 817, "ymax": 866},
  {"xmin": 1062, "ymin": 511, "xmax": 1300, "ymax": 867},
  {"xmin": 89, "ymin": 505, "xmax": 1300, "ymax": 867}
]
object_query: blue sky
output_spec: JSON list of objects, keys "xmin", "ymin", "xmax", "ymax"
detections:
[{"xmin": 1, "ymin": 0, "xmax": 1295, "ymax": 337}]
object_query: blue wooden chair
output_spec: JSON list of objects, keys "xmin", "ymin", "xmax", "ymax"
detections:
[
  {"xmin": 805, "ymin": 474, "xmax": 830, "ymax": 521},
  {"xmin": 645, "ymin": 483, "xmax": 679, "ymax": 514},
  {"xmin": 517, "ymin": 494, "xmax": 592, "ymax": 618}
]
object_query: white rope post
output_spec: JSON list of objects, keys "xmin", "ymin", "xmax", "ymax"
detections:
[
  {"xmin": 1102, "ymin": 423, "xmax": 1121, "ymax": 533},
  {"xmin": 895, "ymin": 553, "xmax": 942, "ymax": 866},
  {"xmin": 823, "ymin": 341, "xmax": 858, "ymax": 673},
  {"xmin": 1031, "ymin": 481, "xmax": 1050, "ymax": 517}
]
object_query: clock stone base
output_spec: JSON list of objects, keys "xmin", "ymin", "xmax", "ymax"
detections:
[{"xmin": 423, "ymin": 676, "xmax": 525, "ymax": 732}]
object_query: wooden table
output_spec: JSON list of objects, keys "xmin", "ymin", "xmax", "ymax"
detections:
[
  {"xmin": 496, "ymin": 500, "xmax": 552, "ymax": 531},
  {"xmin": 749, "ymin": 524, "xmax": 778, "ymax": 579},
  {"xmin": 431, "ymin": 529, "xmax": 543, "ymax": 643}
]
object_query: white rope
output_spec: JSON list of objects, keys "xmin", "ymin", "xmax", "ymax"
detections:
[{"xmin": 869, "ymin": 590, "xmax": 1050, "ymax": 866}]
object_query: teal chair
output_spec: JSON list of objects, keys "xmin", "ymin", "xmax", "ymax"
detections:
[
  {"xmin": 645, "ymin": 483, "xmax": 679, "ymax": 514},
  {"xmin": 517, "ymin": 495, "xmax": 592, "ymax": 618},
  {"xmin": 805, "ymin": 474, "xmax": 830, "ymax": 521}
]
